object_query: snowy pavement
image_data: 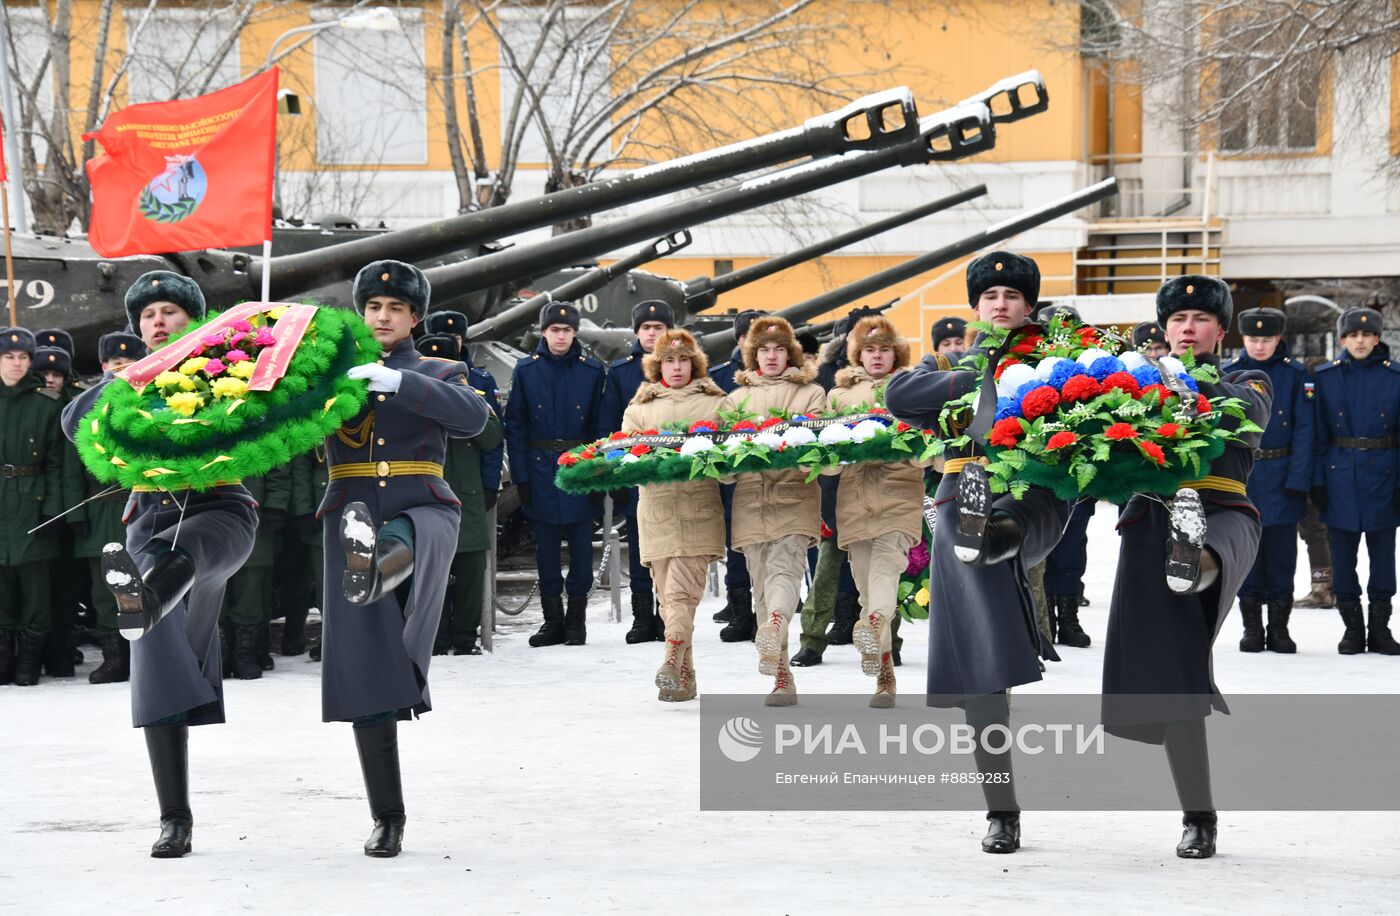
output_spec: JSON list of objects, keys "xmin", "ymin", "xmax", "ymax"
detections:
[{"xmin": 2, "ymin": 510, "xmax": 1398, "ymax": 914}]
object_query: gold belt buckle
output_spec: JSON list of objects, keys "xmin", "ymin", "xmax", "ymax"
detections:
[{"xmin": 376, "ymin": 460, "xmax": 390, "ymax": 478}]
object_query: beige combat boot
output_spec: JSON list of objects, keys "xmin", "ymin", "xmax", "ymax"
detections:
[
  {"xmin": 851, "ymin": 611, "xmax": 888, "ymax": 676},
  {"xmin": 656, "ymin": 638, "xmax": 686, "ymax": 700},
  {"xmin": 668, "ymin": 646, "xmax": 697, "ymax": 702},
  {"xmin": 869, "ymin": 653, "xmax": 896, "ymax": 708},
  {"xmin": 756, "ymin": 611, "xmax": 788, "ymax": 677},
  {"xmin": 765, "ymin": 648, "xmax": 797, "ymax": 707},
  {"xmin": 1295, "ymin": 570, "xmax": 1334, "ymax": 609}
]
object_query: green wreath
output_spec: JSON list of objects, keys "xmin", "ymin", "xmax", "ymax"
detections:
[
  {"xmin": 138, "ymin": 186, "xmax": 200, "ymax": 224},
  {"xmin": 75, "ymin": 305, "xmax": 380, "ymax": 491}
]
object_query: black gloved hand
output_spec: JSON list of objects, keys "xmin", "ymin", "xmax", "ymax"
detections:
[
  {"xmin": 1310, "ymin": 487, "xmax": 1328, "ymax": 514},
  {"xmin": 516, "ymin": 483, "xmax": 531, "ymax": 508},
  {"xmin": 484, "ymin": 490, "xmax": 498, "ymax": 512},
  {"xmin": 261, "ymin": 508, "xmax": 287, "ymax": 534}
]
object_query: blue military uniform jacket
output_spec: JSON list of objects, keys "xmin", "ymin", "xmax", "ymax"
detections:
[
  {"xmin": 710, "ymin": 347, "xmax": 744, "ymax": 394},
  {"xmin": 504, "ymin": 338, "xmax": 606, "ymax": 525},
  {"xmin": 1223, "ymin": 342, "xmax": 1314, "ymax": 526},
  {"xmin": 1311, "ymin": 343, "xmax": 1400, "ymax": 533},
  {"xmin": 599, "ymin": 340, "xmax": 647, "ymax": 435},
  {"xmin": 466, "ymin": 359, "xmax": 504, "ymax": 492}
]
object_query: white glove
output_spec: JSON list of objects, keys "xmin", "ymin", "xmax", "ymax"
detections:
[{"xmin": 348, "ymin": 363, "xmax": 403, "ymax": 393}]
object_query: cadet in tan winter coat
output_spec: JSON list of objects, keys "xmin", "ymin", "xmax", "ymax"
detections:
[
  {"xmin": 718, "ymin": 316, "xmax": 827, "ymax": 706},
  {"xmin": 620, "ymin": 330, "xmax": 727, "ymax": 701},
  {"xmin": 826, "ymin": 316, "xmax": 924, "ymax": 707}
]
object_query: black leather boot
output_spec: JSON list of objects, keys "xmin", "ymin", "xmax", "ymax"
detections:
[
  {"xmin": 529, "ymin": 595, "xmax": 566, "ymax": 647},
  {"xmin": 563, "ymin": 595, "xmax": 588, "ymax": 646},
  {"xmin": 341, "ymin": 503, "xmax": 414, "ymax": 605},
  {"xmin": 719, "ymin": 588, "xmax": 756, "ymax": 642},
  {"xmin": 89, "ymin": 632, "xmax": 131, "ymax": 684},
  {"xmin": 1165, "ymin": 489, "xmax": 1220, "ymax": 595},
  {"xmin": 1238, "ymin": 597, "xmax": 1265, "ymax": 652},
  {"xmin": 1367, "ymin": 600, "xmax": 1400, "ymax": 654},
  {"xmin": 1176, "ymin": 810, "xmax": 1217, "ymax": 859},
  {"xmin": 0, "ymin": 631, "xmax": 13, "ymax": 685},
  {"xmin": 354, "ymin": 721, "xmax": 405, "ymax": 858},
  {"xmin": 103, "ymin": 544, "xmax": 197, "ymax": 640},
  {"xmin": 255, "ymin": 623, "xmax": 275, "ymax": 671},
  {"xmin": 43, "ymin": 626, "xmax": 76, "ymax": 678},
  {"xmin": 953, "ymin": 464, "xmax": 1027, "ymax": 566},
  {"xmin": 624, "ymin": 591, "xmax": 657, "ymax": 644},
  {"xmin": 712, "ymin": 593, "xmax": 734, "ymax": 624},
  {"xmin": 1337, "ymin": 601, "xmax": 1366, "ymax": 655},
  {"xmin": 1054, "ymin": 595, "xmax": 1091, "ymax": 648},
  {"xmin": 233, "ymin": 625, "xmax": 263, "ymax": 680},
  {"xmin": 982, "ymin": 811, "xmax": 1021, "ymax": 854},
  {"xmin": 824, "ymin": 593, "xmax": 859, "ymax": 645},
  {"xmin": 1265, "ymin": 599, "xmax": 1297, "ymax": 654},
  {"xmin": 790, "ymin": 646, "xmax": 823, "ymax": 666},
  {"xmin": 145, "ymin": 724, "xmax": 192, "ymax": 858},
  {"xmin": 280, "ymin": 607, "xmax": 308, "ymax": 656},
  {"xmin": 12, "ymin": 630, "xmax": 44, "ymax": 687}
]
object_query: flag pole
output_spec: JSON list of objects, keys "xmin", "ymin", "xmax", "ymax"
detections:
[
  {"xmin": 261, "ymin": 239, "xmax": 272, "ymax": 302},
  {"xmin": 2, "ymin": 181, "xmax": 15, "ymax": 326}
]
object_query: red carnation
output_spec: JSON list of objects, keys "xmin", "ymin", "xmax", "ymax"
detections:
[
  {"xmin": 580, "ymin": 448, "xmax": 598, "ymax": 460},
  {"xmin": 642, "ymin": 428, "xmax": 659, "ymax": 436},
  {"xmin": 609, "ymin": 431, "xmax": 628, "ymax": 441},
  {"xmin": 1010, "ymin": 335, "xmax": 1042, "ymax": 355},
  {"xmin": 558, "ymin": 452, "xmax": 580, "ymax": 467},
  {"xmin": 1076, "ymin": 327, "xmax": 1100, "ymax": 347},
  {"xmin": 1196, "ymin": 393, "xmax": 1213, "ymax": 415},
  {"xmin": 759, "ymin": 416, "xmax": 784, "ymax": 430},
  {"xmin": 820, "ymin": 521, "xmax": 834, "ymax": 539},
  {"xmin": 731, "ymin": 420, "xmax": 759, "ymax": 432},
  {"xmin": 629, "ymin": 444, "xmax": 652, "ymax": 457},
  {"xmin": 1138, "ymin": 440, "xmax": 1167, "ymax": 465},
  {"xmin": 1105, "ymin": 422, "xmax": 1139, "ymax": 441},
  {"xmin": 990, "ymin": 417, "xmax": 1025, "ymax": 447},
  {"xmin": 1156, "ymin": 423, "xmax": 1184, "ymax": 439},
  {"xmin": 1139, "ymin": 383, "xmax": 1172, "ymax": 404},
  {"xmin": 1061, "ymin": 375, "xmax": 1103, "ymax": 402},
  {"xmin": 689, "ymin": 420, "xmax": 717, "ymax": 433},
  {"xmin": 896, "ymin": 421, "xmax": 911, "ymax": 432},
  {"xmin": 870, "ymin": 406, "xmax": 889, "ymax": 415},
  {"xmin": 1045, "ymin": 431, "xmax": 1078, "ymax": 451},
  {"xmin": 1101, "ymin": 372, "xmax": 1141, "ymax": 396},
  {"xmin": 1020, "ymin": 385, "xmax": 1061, "ymax": 420}
]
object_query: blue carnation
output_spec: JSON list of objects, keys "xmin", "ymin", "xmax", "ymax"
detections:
[
  {"xmin": 1088, "ymin": 356, "xmax": 1124, "ymax": 381},
  {"xmin": 1181, "ymin": 375, "xmax": 1199, "ymax": 392},
  {"xmin": 1012, "ymin": 380, "xmax": 1042, "ymax": 403},
  {"xmin": 605, "ymin": 449, "xmax": 625, "ymax": 460},
  {"xmin": 1132, "ymin": 365, "xmax": 1163, "ymax": 387},
  {"xmin": 1046, "ymin": 362, "xmax": 1080, "ymax": 390},
  {"xmin": 995, "ymin": 396, "xmax": 1023, "ymax": 421}
]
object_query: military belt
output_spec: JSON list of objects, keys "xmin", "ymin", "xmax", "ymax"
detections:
[
  {"xmin": 529, "ymin": 439, "xmax": 584, "ymax": 451},
  {"xmin": 1255, "ymin": 447, "xmax": 1291, "ymax": 460},
  {"xmin": 328, "ymin": 460, "xmax": 444, "ymax": 481},
  {"xmin": 0, "ymin": 463, "xmax": 43, "ymax": 478},
  {"xmin": 1179, "ymin": 475, "xmax": 1249, "ymax": 497},
  {"xmin": 1334, "ymin": 436, "xmax": 1396, "ymax": 450},
  {"xmin": 132, "ymin": 479, "xmax": 242, "ymax": 493},
  {"xmin": 942, "ymin": 456, "xmax": 989, "ymax": 475}
]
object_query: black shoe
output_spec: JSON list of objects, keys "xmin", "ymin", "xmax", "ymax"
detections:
[
  {"xmin": 145, "ymin": 724, "xmax": 192, "ymax": 858},
  {"xmin": 1338, "ymin": 601, "xmax": 1366, "ymax": 655},
  {"xmin": 1054, "ymin": 595, "xmax": 1091, "ymax": 648},
  {"xmin": 1367, "ymin": 601, "xmax": 1400, "ymax": 654},
  {"xmin": 625, "ymin": 592, "xmax": 657, "ymax": 644},
  {"xmin": 280, "ymin": 608, "xmax": 308, "ymax": 656},
  {"xmin": 103, "ymin": 544, "xmax": 197, "ymax": 640},
  {"xmin": 1238, "ymin": 597, "xmax": 1265, "ymax": 653},
  {"xmin": 825, "ymin": 593, "xmax": 860, "ymax": 646},
  {"xmin": 1176, "ymin": 811, "xmax": 1217, "ymax": 859},
  {"xmin": 891, "ymin": 647, "xmax": 902, "ymax": 667},
  {"xmin": 1165, "ymin": 489, "xmax": 1209, "ymax": 594},
  {"xmin": 712, "ymin": 594, "xmax": 734, "ymax": 624},
  {"xmin": 89, "ymin": 632, "xmax": 131, "ymax": 684},
  {"xmin": 1079, "ymin": 593, "xmax": 1090, "ymax": 607},
  {"xmin": 432, "ymin": 642, "xmax": 451, "ymax": 657},
  {"xmin": 0, "ymin": 631, "xmax": 13, "ymax": 685},
  {"xmin": 12, "ymin": 630, "xmax": 44, "ymax": 687},
  {"xmin": 530, "ymin": 595, "xmax": 566, "ymax": 648},
  {"xmin": 309, "ymin": 640, "xmax": 322, "ymax": 662},
  {"xmin": 719, "ymin": 587, "xmax": 756, "ymax": 643},
  {"xmin": 954, "ymin": 463, "xmax": 1024, "ymax": 566},
  {"xmin": 233, "ymin": 625, "xmax": 263, "ymax": 680},
  {"xmin": 982, "ymin": 811, "xmax": 1021, "ymax": 854},
  {"xmin": 43, "ymin": 628, "xmax": 76, "ymax": 678},
  {"xmin": 354, "ymin": 721, "xmax": 405, "ymax": 858},
  {"xmin": 453, "ymin": 644, "xmax": 482, "ymax": 656},
  {"xmin": 1265, "ymin": 599, "xmax": 1297, "ymax": 654},
  {"xmin": 342, "ymin": 503, "xmax": 415, "ymax": 605},
  {"xmin": 564, "ymin": 595, "xmax": 588, "ymax": 646},
  {"xmin": 256, "ymin": 623, "xmax": 275, "ymax": 671},
  {"xmin": 654, "ymin": 611, "xmax": 666, "ymax": 642},
  {"xmin": 790, "ymin": 647, "xmax": 823, "ymax": 667}
]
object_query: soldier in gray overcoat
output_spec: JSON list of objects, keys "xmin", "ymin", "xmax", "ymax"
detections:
[
  {"xmin": 321, "ymin": 260, "xmax": 490, "ymax": 858},
  {"xmin": 885, "ymin": 252, "xmax": 1067, "ymax": 857},
  {"xmin": 61, "ymin": 272, "xmax": 258, "ymax": 860}
]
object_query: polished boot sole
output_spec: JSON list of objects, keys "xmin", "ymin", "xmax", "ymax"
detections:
[
  {"xmin": 755, "ymin": 616, "xmax": 785, "ymax": 676},
  {"xmin": 953, "ymin": 463, "xmax": 992, "ymax": 564},
  {"xmin": 102, "ymin": 544, "xmax": 150, "ymax": 641},
  {"xmin": 851, "ymin": 618, "xmax": 883, "ymax": 676},
  {"xmin": 340, "ymin": 502, "xmax": 378, "ymax": 605},
  {"xmin": 1165, "ymin": 489, "xmax": 1206, "ymax": 594}
]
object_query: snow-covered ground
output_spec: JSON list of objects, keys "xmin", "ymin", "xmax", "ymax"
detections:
[{"xmin": 3, "ymin": 510, "xmax": 1398, "ymax": 915}]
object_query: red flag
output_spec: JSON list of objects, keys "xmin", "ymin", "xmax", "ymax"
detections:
[{"xmin": 84, "ymin": 69, "xmax": 277, "ymax": 258}]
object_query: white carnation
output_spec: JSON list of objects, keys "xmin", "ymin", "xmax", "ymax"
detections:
[
  {"xmin": 995, "ymin": 362, "xmax": 1037, "ymax": 397},
  {"xmin": 752, "ymin": 431, "xmax": 784, "ymax": 450},
  {"xmin": 1158, "ymin": 355, "xmax": 1187, "ymax": 377},
  {"xmin": 1118, "ymin": 351, "xmax": 1147, "ymax": 372},
  {"xmin": 1076, "ymin": 348, "xmax": 1113, "ymax": 367},
  {"xmin": 850, "ymin": 419, "xmax": 887, "ymax": 443},
  {"xmin": 1034, "ymin": 356, "xmax": 1069, "ymax": 381},
  {"xmin": 723, "ymin": 436, "xmax": 750, "ymax": 452},
  {"xmin": 818, "ymin": 424, "xmax": 854, "ymax": 445},
  {"xmin": 621, "ymin": 454, "xmax": 640, "ymax": 464},
  {"xmin": 679, "ymin": 436, "xmax": 715, "ymax": 456},
  {"xmin": 781, "ymin": 426, "xmax": 817, "ymax": 447}
]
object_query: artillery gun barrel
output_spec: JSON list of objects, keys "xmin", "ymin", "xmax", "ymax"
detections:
[
  {"xmin": 465, "ymin": 231, "xmax": 692, "ymax": 341},
  {"xmin": 698, "ymin": 177, "xmax": 1120, "ymax": 357},
  {"xmin": 800, "ymin": 298, "xmax": 898, "ymax": 337},
  {"xmin": 683, "ymin": 185, "xmax": 988, "ymax": 312},
  {"xmin": 257, "ymin": 87, "xmax": 921, "ymax": 299}
]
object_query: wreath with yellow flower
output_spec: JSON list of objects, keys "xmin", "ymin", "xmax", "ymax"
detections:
[{"xmin": 75, "ymin": 303, "xmax": 380, "ymax": 491}]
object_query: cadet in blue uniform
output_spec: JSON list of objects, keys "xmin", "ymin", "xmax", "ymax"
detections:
[
  {"xmin": 1103, "ymin": 276, "xmax": 1273, "ymax": 859},
  {"xmin": 599, "ymin": 299, "xmax": 675, "ymax": 644},
  {"xmin": 708, "ymin": 309, "xmax": 763, "ymax": 639},
  {"xmin": 323, "ymin": 260, "xmax": 491, "ymax": 857},
  {"xmin": 1311, "ymin": 307, "xmax": 1400, "ymax": 656},
  {"xmin": 504, "ymin": 301, "xmax": 606, "ymax": 647},
  {"xmin": 63, "ymin": 272, "xmax": 259, "ymax": 859},
  {"xmin": 1223, "ymin": 307, "xmax": 1313, "ymax": 653}
]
